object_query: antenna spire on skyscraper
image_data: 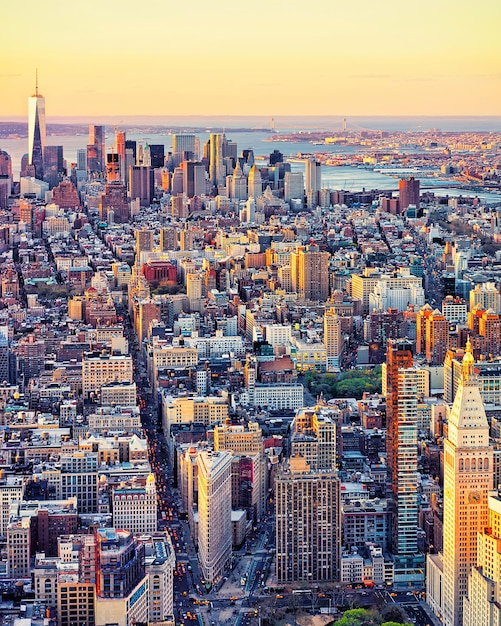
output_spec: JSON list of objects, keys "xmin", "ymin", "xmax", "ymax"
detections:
[{"xmin": 28, "ymin": 71, "xmax": 46, "ymax": 178}]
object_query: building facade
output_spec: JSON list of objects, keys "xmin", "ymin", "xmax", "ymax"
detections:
[
  {"xmin": 275, "ymin": 456, "xmax": 340, "ymax": 583},
  {"xmin": 197, "ymin": 450, "xmax": 233, "ymax": 583},
  {"xmin": 441, "ymin": 340, "xmax": 494, "ymax": 626}
]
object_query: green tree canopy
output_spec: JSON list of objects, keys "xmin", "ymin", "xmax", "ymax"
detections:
[
  {"xmin": 304, "ymin": 366, "xmax": 382, "ymax": 400},
  {"xmin": 331, "ymin": 607, "xmax": 413, "ymax": 626},
  {"xmin": 333, "ymin": 608, "xmax": 380, "ymax": 626}
]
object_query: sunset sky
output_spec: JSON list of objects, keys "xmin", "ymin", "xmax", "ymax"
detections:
[{"xmin": 2, "ymin": 0, "xmax": 500, "ymax": 117}]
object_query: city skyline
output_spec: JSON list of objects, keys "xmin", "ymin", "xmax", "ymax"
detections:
[
  {"xmin": 0, "ymin": 60, "xmax": 501, "ymax": 624},
  {"xmin": 2, "ymin": 0, "xmax": 500, "ymax": 117}
]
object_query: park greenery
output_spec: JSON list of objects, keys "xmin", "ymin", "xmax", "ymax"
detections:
[
  {"xmin": 150, "ymin": 283, "xmax": 186, "ymax": 295},
  {"xmin": 24, "ymin": 283, "xmax": 70, "ymax": 299},
  {"xmin": 331, "ymin": 607, "xmax": 412, "ymax": 626},
  {"xmin": 304, "ymin": 366, "xmax": 382, "ymax": 400}
]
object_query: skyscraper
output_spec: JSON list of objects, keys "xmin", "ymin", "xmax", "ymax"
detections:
[
  {"xmin": 469, "ymin": 282, "xmax": 501, "ymax": 314},
  {"xmin": 149, "ymin": 144, "xmax": 165, "ymax": 168},
  {"xmin": 440, "ymin": 339, "xmax": 493, "ymax": 626},
  {"xmin": 284, "ymin": 171, "xmax": 304, "ymax": 203},
  {"xmin": 324, "ymin": 309, "xmax": 344, "ymax": 371},
  {"xmin": 75, "ymin": 148, "xmax": 87, "ymax": 181},
  {"xmin": 171, "ymin": 167, "xmax": 184, "ymax": 195},
  {"xmin": 386, "ymin": 338, "xmax": 414, "ymax": 480},
  {"xmin": 247, "ymin": 164, "xmax": 263, "ymax": 198},
  {"xmin": 186, "ymin": 273, "xmax": 203, "ymax": 312},
  {"xmin": 142, "ymin": 143, "xmax": 151, "ymax": 167},
  {"xmin": 209, "ymin": 133, "xmax": 225, "ymax": 186},
  {"xmin": 275, "ymin": 455, "xmax": 340, "ymax": 583},
  {"xmin": 290, "ymin": 406, "xmax": 337, "ymax": 471},
  {"xmin": 94, "ymin": 529, "xmax": 148, "ymax": 626},
  {"xmin": 129, "ymin": 166, "xmax": 154, "ymax": 206},
  {"xmin": 116, "ymin": 130, "xmax": 126, "ymax": 182},
  {"xmin": 385, "ymin": 339, "xmax": 424, "ymax": 584},
  {"xmin": 230, "ymin": 160, "xmax": 247, "ymax": 200},
  {"xmin": 106, "ymin": 153, "xmax": 120, "ymax": 183},
  {"xmin": 159, "ymin": 226, "xmax": 177, "ymax": 252},
  {"xmin": 291, "ymin": 245, "xmax": 329, "ymax": 302},
  {"xmin": 463, "ymin": 490, "xmax": 501, "ymax": 626},
  {"xmin": 135, "ymin": 228, "xmax": 154, "ymax": 255},
  {"xmin": 28, "ymin": 74, "xmax": 46, "ymax": 179},
  {"xmin": 0, "ymin": 151, "xmax": 12, "ymax": 210},
  {"xmin": 0, "ymin": 150, "xmax": 13, "ymax": 180},
  {"xmin": 182, "ymin": 161, "xmax": 206, "ymax": 198},
  {"xmin": 87, "ymin": 125, "xmax": 105, "ymax": 175},
  {"xmin": 392, "ymin": 367, "xmax": 423, "ymax": 582},
  {"xmin": 305, "ymin": 156, "xmax": 321, "ymax": 195},
  {"xmin": 425, "ymin": 308, "xmax": 449, "ymax": 365},
  {"xmin": 197, "ymin": 450, "xmax": 232, "ymax": 583},
  {"xmin": 269, "ymin": 149, "xmax": 283, "ymax": 165},
  {"xmin": 399, "ymin": 177, "xmax": 420, "ymax": 213},
  {"xmin": 43, "ymin": 145, "xmax": 64, "ymax": 189},
  {"xmin": 125, "ymin": 139, "xmax": 137, "ymax": 162},
  {"xmin": 479, "ymin": 309, "xmax": 501, "ymax": 357},
  {"xmin": 99, "ymin": 182, "xmax": 129, "ymax": 224},
  {"xmin": 173, "ymin": 133, "xmax": 197, "ymax": 159}
]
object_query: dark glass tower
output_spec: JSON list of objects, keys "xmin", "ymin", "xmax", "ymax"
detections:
[{"xmin": 87, "ymin": 125, "xmax": 106, "ymax": 175}]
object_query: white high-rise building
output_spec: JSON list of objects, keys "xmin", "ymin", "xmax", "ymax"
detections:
[
  {"xmin": 305, "ymin": 157, "xmax": 321, "ymax": 195},
  {"xmin": 427, "ymin": 339, "xmax": 494, "ymax": 626},
  {"xmin": 470, "ymin": 282, "xmax": 501, "ymax": 314},
  {"xmin": 197, "ymin": 450, "xmax": 232, "ymax": 583},
  {"xmin": 112, "ymin": 474, "xmax": 157, "ymax": 534},
  {"xmin": 284, "ymin": 171, "xmax": 304, "ymax": 203},
  {"xmin": 241, "ymin": 198, "xmax": 256, "ymax": 223},
  {"xmin": 173, "ymin": 134, "xmax": 198, "ymax": 158},
  {"xmin": 442, "ymin": 296, "xmax": 468, "ymax": 325},
  {"xmin": 263, "ymin": 323, "xmax": 292, "ymax": 347}
]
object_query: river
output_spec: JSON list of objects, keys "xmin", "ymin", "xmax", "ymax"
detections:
[{"xmin": 2, "ymin": 128, "xmax": 500, "ymax": 204}]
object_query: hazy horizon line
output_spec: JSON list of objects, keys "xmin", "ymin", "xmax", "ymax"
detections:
[{"xmin": 2, "ymin": 114, "xmax": 501, "ymax": 121}]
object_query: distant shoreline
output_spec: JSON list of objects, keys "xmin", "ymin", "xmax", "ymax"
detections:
[
  {"xmin": 2, "ymin": 120, "xmax": 501, "ymax": 140},
  {"xmin": 1, "ymin": 115, "xmax": 501, "ymax": 134},
  {"xmin": 0, "ymin": 122, "xmax": 272, "ymax": 140}
]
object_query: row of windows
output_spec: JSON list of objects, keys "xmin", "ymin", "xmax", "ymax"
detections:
[{"xmin": 458, "ymin": 458, "xmax": 489, "ymax": 470}]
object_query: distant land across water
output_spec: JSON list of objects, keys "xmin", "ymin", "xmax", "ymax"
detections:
[
  {"xmin": 1, "ymin": 115, "xmax": 501, "ymax": 133},
  {"xmin": 1, "ymin": 115, "xmax": 500, "ymax": 203}
]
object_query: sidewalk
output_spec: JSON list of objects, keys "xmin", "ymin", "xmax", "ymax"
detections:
[
  {"xmin": 419, "ymin": 600, "xmax": 443, "ymax": 626},
  {"xmin": 213, "ymin": 560, "xmax": 249, "ymax": 599}
]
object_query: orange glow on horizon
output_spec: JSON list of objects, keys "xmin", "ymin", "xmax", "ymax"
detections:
[{"xmin": 1, "ymin": 0, "xmax": 500, "ymax": 117}]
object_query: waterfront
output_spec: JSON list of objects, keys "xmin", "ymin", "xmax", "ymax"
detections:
[{"xmin": 2, "ymin": 126, "xmax": 501, "ymax": 203}]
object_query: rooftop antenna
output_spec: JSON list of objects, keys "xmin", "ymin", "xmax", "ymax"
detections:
[{"xmin": 35, "ymin": 68, "xmax": 39, "ymax": 97}]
